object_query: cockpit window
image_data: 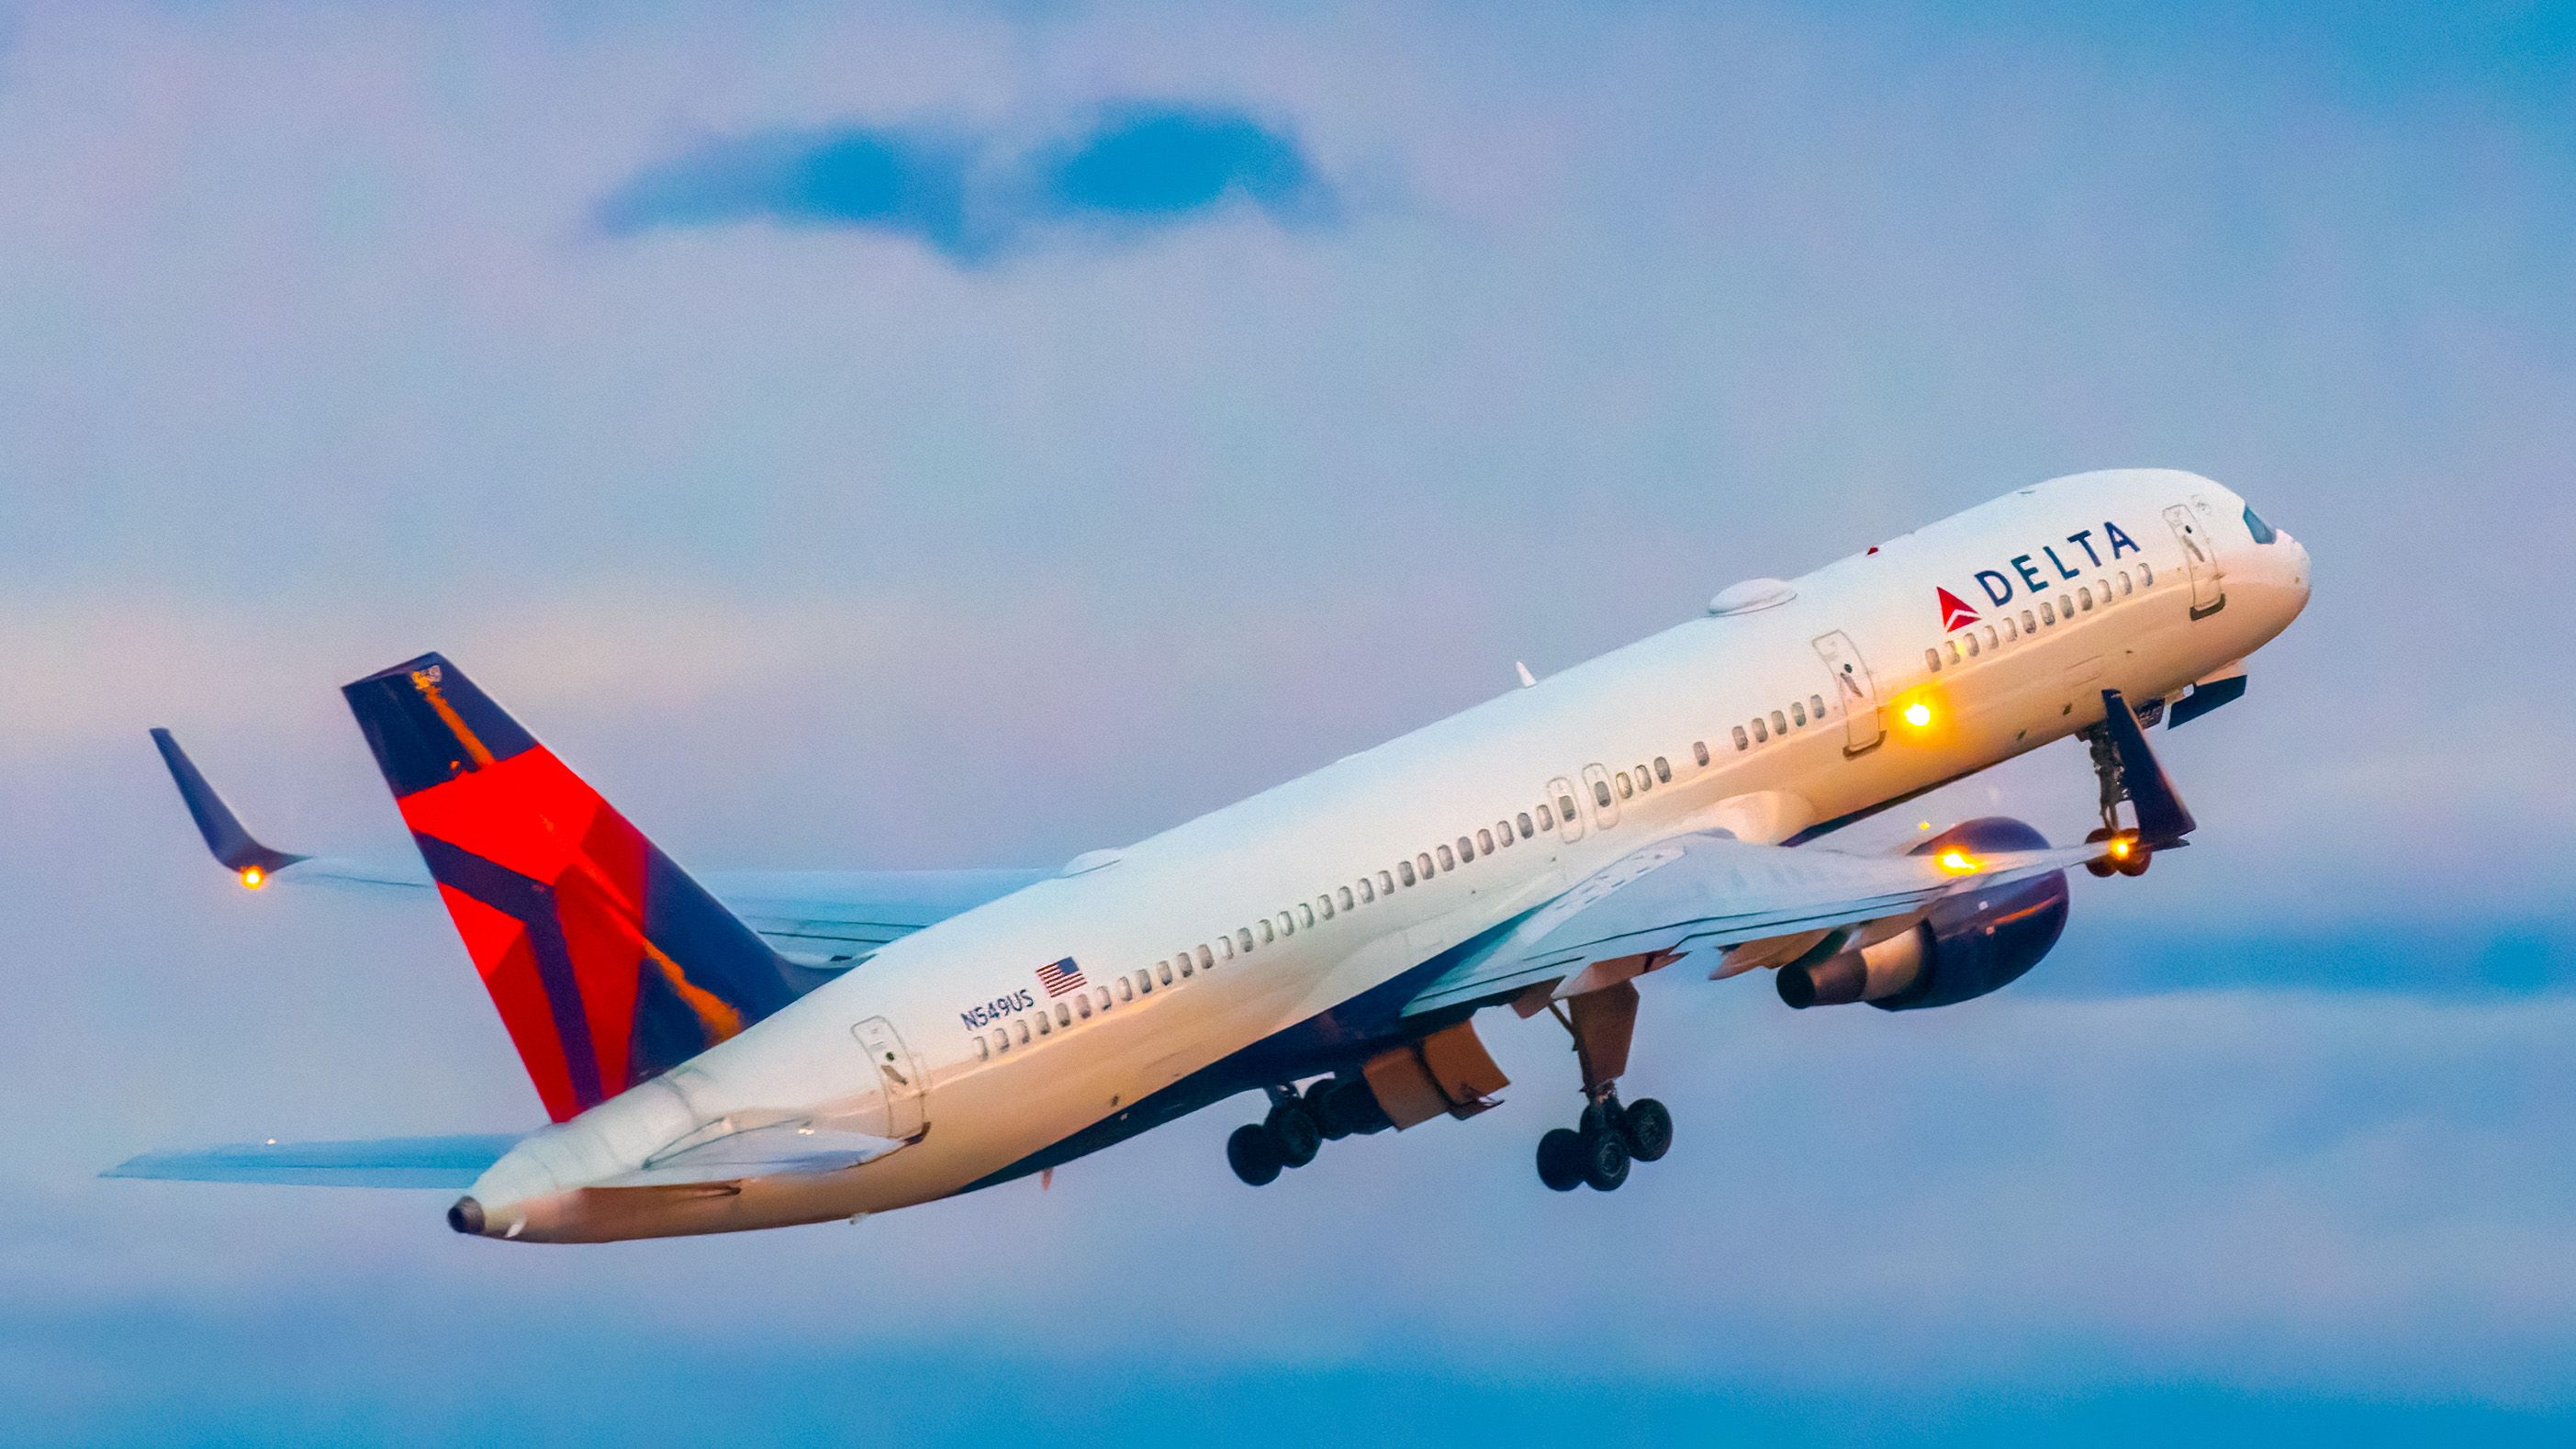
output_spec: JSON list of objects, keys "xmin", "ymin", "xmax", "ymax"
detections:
[{"xmin": 2243, "ymin": 504, "xmax": 2279, "ymax": 545}]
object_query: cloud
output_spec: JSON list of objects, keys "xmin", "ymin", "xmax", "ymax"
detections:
[{"xmin": 593, "ymin": 103, "xmax": 1337, "ymax": 263}]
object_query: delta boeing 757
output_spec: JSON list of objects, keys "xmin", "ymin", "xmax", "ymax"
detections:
[{"xmin": 113, "ymin": 468, "xmax": 2311, "ymax": 1241}]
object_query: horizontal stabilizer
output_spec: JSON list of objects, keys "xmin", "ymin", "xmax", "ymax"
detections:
[{"xmin": 104, "ymin": 1133, "xmax": 525, "ymax": 1188}]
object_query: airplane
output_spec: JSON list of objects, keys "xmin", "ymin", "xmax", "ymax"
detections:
[{"xmin": 109, "ymin": 468, "xmax": 2311, "ymax": 1241}]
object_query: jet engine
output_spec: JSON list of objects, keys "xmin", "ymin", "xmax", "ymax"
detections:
[{"xmin": 1775, "ymin": 816, "xmax": 2069, "ymax": 1012}]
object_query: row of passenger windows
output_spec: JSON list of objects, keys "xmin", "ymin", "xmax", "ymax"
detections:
[
  {"xmin": 1729, "ymin": 692, "xmax": 1831, "ymax": 752},
  {"xmin": 1922, "ymin": 564, "xmax": 2155, "ymax": 674}
]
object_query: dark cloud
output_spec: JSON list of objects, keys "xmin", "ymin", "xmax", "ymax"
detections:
[{"xmin": 594, "ymin": 104, "xmax": 1335, "ymax": 263}]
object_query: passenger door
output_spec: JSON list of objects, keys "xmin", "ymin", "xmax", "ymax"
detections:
[
  {"xmin": 849, "ymin": 1017, "xmax": 927, "ymax": 1140},
  {"xmin": 2164, "ymin": 502, "xmax": 2225, "ymax": 619},
  {"xmin": 1580, "ymin": 764, "xmax": 1619, "ymax": 831},
  {"xmin": 1812, "ymin": 631, "xmax": 1884, "ymax": 756}
]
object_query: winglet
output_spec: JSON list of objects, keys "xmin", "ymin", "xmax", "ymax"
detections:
[
  {"xmin": 2098, "ymin": 690, "xmax": 2198, "ymax": 848},
  {"xmin": 149, "ymin": 728, "xmax": 308, "ymax": 879}
]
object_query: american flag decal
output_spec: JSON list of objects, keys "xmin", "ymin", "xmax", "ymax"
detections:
[{"xmin": 1035, "ymin": 957, "xmax": 1088, "ymax": 998}]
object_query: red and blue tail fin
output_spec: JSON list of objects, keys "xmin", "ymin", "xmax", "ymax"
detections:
[{"xmin": 343, "ymin": 653, "xmax": 808, "ymax": 1123}]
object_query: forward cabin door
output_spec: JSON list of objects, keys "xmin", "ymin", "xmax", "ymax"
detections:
[
  {"xmin": 1813, "ymin": 631, "xmax": 1883, "ymax": 755},
  {"xmin": 850, "ymin": 1017, "xmax": 928, "ymax": 1140},
  {"xmin": 2164, "ymin": 502, "xmax": 2226, "ymax": 619}
]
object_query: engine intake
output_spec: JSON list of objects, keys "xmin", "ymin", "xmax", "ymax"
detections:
[{"xmin": 1775, "ymin": 816, "xmax": 2068, "ymax": 1012}]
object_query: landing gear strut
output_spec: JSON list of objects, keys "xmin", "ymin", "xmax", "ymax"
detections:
[
  {"xmin": 1535, "ymin": 982, "xmax": 1673, "ymax": 1193},
  {"xmin": 2082, "ymin": 723, "xmax": 2151, "ymax": 879}
]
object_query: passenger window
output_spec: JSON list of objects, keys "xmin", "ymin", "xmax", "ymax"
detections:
[
  {"xmin": 1751, "ymin": 718, "xmax": 1768, "ymax": 743},
  {"xmin": 1195, "ymin": 944, "xmax": 1213, "ymax": 971},
  {"xmin": 1299, "ymin": 902, "xmax": 1316, "ymax": 927},
  {"xmin": 1399, "ymin": 859, "xmax": 1417, "ymax": 886},
  {"xmin": 1336, "ymin": 886, "xmax": 1353, "ymax": 912},
  {"xmin": 976, "ymin": 1037, "xmax": 990, "ymax": 1061},
  {"xmin": 1437, "ymin": 844, "xmax": 1456, "ymax": 871},
  {"xmin": 1158, "ymin": 960, "xmax": 1173, "ymax": 985},
  {"xmin": 2119, "ymin": 570, "xmax": 2133, "ymax": 596},
  {"xmin": 1946, "ymin": 641, "xmax": 1962, "ymax": 663},
  {"xmin": 2140, "ymin": 563, "xmax": 2155, "ymax": 587},
  {"xmin": 1771, "ymin": 710, "xmax": 1788, "ymax": 736},
  {"xmin": 2021, "ymin": 610, "xmax": 2036, "ymax": 633},
  {"xmin": 1216, "ymin": 934, "xmax": 1234, "ymax": 960},
  {"xmin": 1495, "ymin": 820, "xmax": 1513, "ymax": 847},
  {"xmin": 1075, "ymin": 995, "xmax": 1091, "ymax": 1020},
  {"xmin": 2078, "ymin": 588, "xmax": 2093, "ymax": 611},
  {"xmin": 1258, "ymin": 918, "xmax": 1274, "ymax": 944},
  {"xmin": 1457, "ymin": 835, "xmax": 1474, "ymax": 862},
  {"xmin": 1419, "ymin": 850, "xmax": 1438, "ymax": 878},
  {"xmin": 1595, "ymin": 778, "xmax": 1616, "ymax": 805},
  {"xmin": 1036, "ymin": 1013, "xmax": 1050, "ymax": 1036},
  {"xmin": 1811, "ymin": 694, "xmax": 1826, "ymax": 720},
  {"xmin": 1518, "ymin": 812, "xmax": 1535, "ymax": 837},
  {"xmin": 1615, "ymin": 772, "xmax": 1632, "ymax": 800},
  {"xmin": 1557, "ymin": 792, "xmax": 1579, "ymax": 820},
  {"xmin": 1733, "ymin": 724, "xmax": 1750, "ymax": 750},
  {"xmin": 2040, "ymin": 600, "xmax": 2055, "ymax": 624},
  {"xmin": 1791, "ymin": 701, "xmax": 1808, "ymax": 725},
  {"xmin": 1376, "ymin": 870, "xmax": 1394, "ymax": 894},
  {"xmin": 1693, "ymin": 741, "xmax": 1709, "ymax": 767},
  {"xmin": 1965, "ymin": 633, "xmax": 1979, "ymax": 657},
  {"xmin": 1117, "ymin": 977, "xmax": 1133, "ymax": 1003},
  {"xmin": 1983, "ymin": 625, "xmax": 1998, "ymax": 649},
  {"xmin": 1015, "ymin": 1019, "xmax": 1032, "ymax": 1044},
  {"xmin": 1925, "ymin": 646, "xmax": 1942, "ymax": 672},
  {"xmin": 1478, "ymin": 828, "xmax": 1495, "ymax": 853},
  {"xmin": 2001, "ymin": 617, "xmax": 2017, "ymax": 641},
  {"xmin": 1632, "ymin": 764, "xmax": 1650, "ymax": 791}
]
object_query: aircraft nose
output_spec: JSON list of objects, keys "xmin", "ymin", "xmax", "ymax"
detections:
[{"xmin": 446, "ymin": 1196, "xmax": 487, "ymax": 1235}]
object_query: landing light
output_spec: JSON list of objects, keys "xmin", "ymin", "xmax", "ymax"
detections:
[
  {"xmin": 2109, "ymin": 837, "xmax": 2134, "ymax": 860},
  {"xmin": 1936, "ymin": 849, "xmax": 1980, "ymax": 876},
  {"xmin": 1901, "ymin": 701, "xmax": 1934, "ymax": 730},
  {"xmin": 239, "ymin": 867, "xmax": 266, "ymax": 890}
]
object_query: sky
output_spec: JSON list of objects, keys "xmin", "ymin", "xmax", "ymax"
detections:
[{"xmin": 2, "ymin": 1, "xmax": 2573, "ymax": 1443}]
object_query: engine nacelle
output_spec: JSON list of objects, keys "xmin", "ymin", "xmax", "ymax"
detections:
[{"xmin": 1775, "ymin": 816, "xmax": 2069, "ymax": 1012}]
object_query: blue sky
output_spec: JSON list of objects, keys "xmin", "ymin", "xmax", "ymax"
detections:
[{"xmin": 2, "ymin": 1, "xmax": 2572, "ymax": 1443}]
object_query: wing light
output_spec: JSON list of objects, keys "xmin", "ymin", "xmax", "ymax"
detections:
[
  {"xmin": 1936, "ymin": 849, "xmax": 1980, "ymax": 875},
  {"xmin": 239, "ymin": 866, "xmax": 266, "ymax": 890}
]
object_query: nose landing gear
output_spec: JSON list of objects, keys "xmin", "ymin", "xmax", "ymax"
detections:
[{"xmin": 2080, "ymin": 690, "xmax": 2197, "ymax": 878}]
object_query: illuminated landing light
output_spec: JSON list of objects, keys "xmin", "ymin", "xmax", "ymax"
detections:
[
  {"xmin": 239, "ymin": 866, "xmax": 266, "ymax": 890},
  {"xmin": 1900, "ymin": 701, "xmax": 1934, "ymax": 730},
  {"xmin": 2108, "ymin": 837, "xmax": 2134, "ymax": 861},
  {"xmin": 1936, "ymin": 849, "xmax": 1980, "ymax": 876}
]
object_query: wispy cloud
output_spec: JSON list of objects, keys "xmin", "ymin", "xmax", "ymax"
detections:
[{"xmin": 594, "ymin": 103, "xmax": 1337, "ymax": 263}]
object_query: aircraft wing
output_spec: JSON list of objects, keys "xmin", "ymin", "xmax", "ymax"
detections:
[
  {"xmin": 1402, "ymin": 830, "xmax": 2106, "ymax": 1017},
  {"xmin": 103, "ymin": 1134, "xmax": 527, "ymax": 1188},
  {"xmin": 148, "ymin": 729, "xmax": 1047, "ymax": 964}
]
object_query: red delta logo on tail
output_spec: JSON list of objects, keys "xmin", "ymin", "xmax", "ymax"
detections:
[{"xmin": 1936, "ymin": 587, "xmax": 1981, "ymax": 633}]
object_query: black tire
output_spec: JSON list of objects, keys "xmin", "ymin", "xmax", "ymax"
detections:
[
  {"xmin": 2084, "ymin": 826, "xmax": 2118, "ymax": 879},
  {"xmin": 2117, "ymin": 848, "xmax": 2151, "ymax": 878},
  {"xmin": 1329, "ymin": 1080, "xmax": 1394, "ymax": 1136},
  {"xmin": 1579, "ymin": 1100, "xmax": 1617, "ymax": 1138},
  {"xmin": 1537, "ymin": 1129, "xmax": 1585, "ymax": 1192},
  {"xmin": 1581, "ymin": 1126, "xmax": 1630, "ymax": 1192},
  {"xmin": 1304, "ymin": 1081, "xmax": 1351, "ymax": 1140},
  {"xmin": 1227, "ymin": 1124, "xmax": 1282, "ymax": 1186},
  {"xmin": 1265, "ymin": 1103, "xmax": 1323, "ymax": 1169},
  {"xmin": 1620, "ymin": 1097, "xmax": 1674, "ymax": 1163}
]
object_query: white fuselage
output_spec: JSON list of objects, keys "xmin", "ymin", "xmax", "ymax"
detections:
[{"xmin": 471, "ymin": 468, "xmax": 2312, "ymax": 1240}]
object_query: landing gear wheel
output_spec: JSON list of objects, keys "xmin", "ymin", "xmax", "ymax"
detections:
[
  {"xmin": 1537, "ymin": 1128, "xmax": 1586, "ymax": 1192},
  {"xmin": 1302, "ymin": 1081, "xmax": 1351, "ymax": 1140},
  {"xmin": 1580, "ymin": 1125, "xmax": 1630, "ymax": 1192},
  {"xmin": 1227, "ymin": 1124, "xmax": 1282, "ymax": 1186},
  {"xmin": 1264, "ymin": 1102, "xmax": 1323, "ymax": 1169},
  {"xmin": 2084, "ymin": 826, "xmax": 2119, "ymax": 878},
  {"xmin": 2116, "ymin": 846, "xmax": 2151, "ymax": 878},
  {"xmin": 1620, "ymin": 1097, "xmax": 1674, "ymax": 1163}
]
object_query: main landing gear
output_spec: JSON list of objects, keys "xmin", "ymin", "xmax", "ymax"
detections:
[
  {"xmin": 1535, "ymin": 981, "xmax": 1673, "ymax": 1193},
  {"xmin": 1227, "ymin": 1077, "xmax": 1390, "ymax": 1186}
]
